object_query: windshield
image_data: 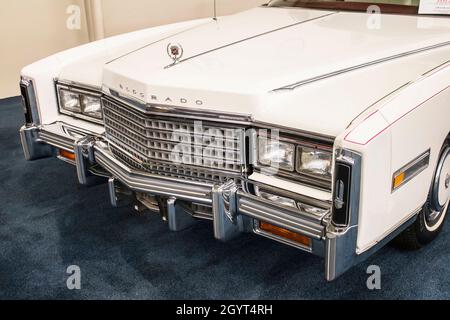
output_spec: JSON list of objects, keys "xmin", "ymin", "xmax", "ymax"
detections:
[{"xmin": 267, "ymin": 0, "xmax": 421, "ymax": 15}]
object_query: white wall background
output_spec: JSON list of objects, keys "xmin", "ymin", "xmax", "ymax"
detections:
[
  {"xmin": 101, "ymin": 0, "xmax": 267, "ymax": 37},
  {"xmin": 0, "ymin": 0, "xmax": 266, "ymax": 99},
  {"xmin": 0, "ymin": 0, "xmax": 90, "ymax": 99}
]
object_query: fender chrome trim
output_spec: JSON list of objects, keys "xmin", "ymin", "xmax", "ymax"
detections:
[
  {"xmin": 325, "ymin": 149, "xmax": 362, "ymax": 281},
  {"xmin": 273, "ymin": 41, "xmax": 450, "ymax": 92}
]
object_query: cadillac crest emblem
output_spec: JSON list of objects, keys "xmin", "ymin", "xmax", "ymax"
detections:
[{"xmin": 167, "ymin": 43, "xmax": 184, "ymax": 64}]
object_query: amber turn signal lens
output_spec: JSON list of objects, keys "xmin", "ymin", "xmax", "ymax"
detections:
[
  {"xmin": 393, "ymin": 172, "xmax": 405, "ymax": 189},
  {"xmin": 59, "ymin": 149, "xmax": 76, "ymax": 161},
  {"xmin": 260, "ymin": 222, "xmax": 311, "ymax": 247}
]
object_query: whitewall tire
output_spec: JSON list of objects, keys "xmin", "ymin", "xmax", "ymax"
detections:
[{"xmin": 394, "ymin": 139, "xmax": 450, "ymax": 250}]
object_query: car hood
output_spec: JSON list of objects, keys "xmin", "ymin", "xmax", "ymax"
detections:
[{"xmin": 100, "ymin": 7, "xmax": 450, "ymax": 137}]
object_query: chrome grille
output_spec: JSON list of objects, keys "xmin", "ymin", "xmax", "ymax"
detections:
[{"xmin": 102, "ymin": 97, "xmax": 246, "ymax": 183}]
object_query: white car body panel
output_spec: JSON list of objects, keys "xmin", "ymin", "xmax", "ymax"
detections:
[{"xmin": 342, "ymin": 63, "xmax": 450, "ymax": 251}]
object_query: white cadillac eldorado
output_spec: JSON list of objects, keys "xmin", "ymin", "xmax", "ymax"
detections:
[{"xmin": 19, "ymin": 1, "xmax": 450, "ymax": 281}]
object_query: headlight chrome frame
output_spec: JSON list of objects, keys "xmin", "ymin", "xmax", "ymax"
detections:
[
  {"xmin": 55, "ymin": 80, "xmax": 103, "ymax": 125},
  {"xmin": 255, "ymin": 129, "xmax": 333, "ymax": 190}
]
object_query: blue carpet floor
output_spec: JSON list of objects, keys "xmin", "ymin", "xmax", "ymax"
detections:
[{"xmin": 0, "ymin": 97, "xmax": 448, "ymax": 300}]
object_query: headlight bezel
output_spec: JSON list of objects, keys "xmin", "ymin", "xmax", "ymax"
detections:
[
  {"xmin": 56, "ymin": 81, "xmax": 103, "ymax": 124},
  {"xmin": 255, "ymin": 129, "xmax": 333, "ymax": 189}
]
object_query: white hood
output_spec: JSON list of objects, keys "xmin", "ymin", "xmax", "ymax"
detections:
[{"xmin": 97, "ymin": 7, "xmax": 450, "ymax": 136}]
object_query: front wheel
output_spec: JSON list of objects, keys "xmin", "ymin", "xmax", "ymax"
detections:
[{"xmin": 394, "ymin": 141, "xmax": 450, "ymax": 250}]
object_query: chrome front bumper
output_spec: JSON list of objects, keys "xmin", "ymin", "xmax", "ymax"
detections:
[{"xmin": 20, "ymin": 122, "xmax": 362, "ymax": 281}]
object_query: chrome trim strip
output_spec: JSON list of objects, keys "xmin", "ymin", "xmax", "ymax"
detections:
[
  {"xmin": 392, "ymin": 149, "xmax": 431, "ymax": 192},
  {"xmin": 38, "ymin": 122, "xmax": 102, "ymax": 152},
  {"xmin": 164, "ymin": 12, "xmax": 337, "ymax": 69},
  {"xmin": 273, "ymin": 41, "xmax": 450, "ymax": 92},
  {"xmin": 105, "ymin": 90, "xmax": 254, "ymax": 124},
  {"xmin": 105, "ymin": 22, "xmax": 211, "ymax": 65},
  {"xmin": 39, "ymin": 130, "xmax": 75, "ymax": 152},
  {"xmin": 57, "ymin": 79, "xmax": 102, "ymax": 92}
]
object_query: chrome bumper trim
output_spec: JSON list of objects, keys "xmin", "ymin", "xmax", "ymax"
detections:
[
  {"xmin": 94, "ymin": 141, "xmax": 214, "ymax": 205},
  {"xmin": 39, "ymin": 127, "xmax": 75, "ymax": 152},
  {"xmin": 20, "ymin": 123, "xmax": 368, "ymax": 281}
]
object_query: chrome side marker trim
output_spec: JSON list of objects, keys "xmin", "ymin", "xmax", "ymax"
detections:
[{"xmin": 392, "ymin": 149, "xmax": 430, "ymax": 192}]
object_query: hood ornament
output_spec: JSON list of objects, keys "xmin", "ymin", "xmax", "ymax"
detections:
[{"xmin": 167, "ymin": 43, "xmax": 184, "ymax": 64}]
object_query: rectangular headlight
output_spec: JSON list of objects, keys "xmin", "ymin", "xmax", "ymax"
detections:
[
  {"xmin": 81, "ymin": 95, "xmax": 102, "ymax": 119},
  {"xmin": 258, "ymin": 138, "xmax": 295, "ymax": 171},
  {"xmin": 57, "ymin": 83, "xmax": 103, "ymax": 122},
  {"xmin": 296, "ymin": 146, "xmax": 332, "ymax": 179},
  {"xmin": 59, "ymin": 89, "xmax": 82, "ymax": 113}
]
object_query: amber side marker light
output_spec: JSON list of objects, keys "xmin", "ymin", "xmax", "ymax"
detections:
[
  {"xmin": 393, "ymin": 172, "xmax": 406, "ymax": 190},
  {"xmin": 392, "ymin": 150, "xmax": 431, "ymax": 191},
  {"xmin": 259, "ymin": 221, "xmax": 311, "ymax": 247},
  {"xmin": 59, "ymin": 149, "xmax": 76, "ymax": 162}
]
